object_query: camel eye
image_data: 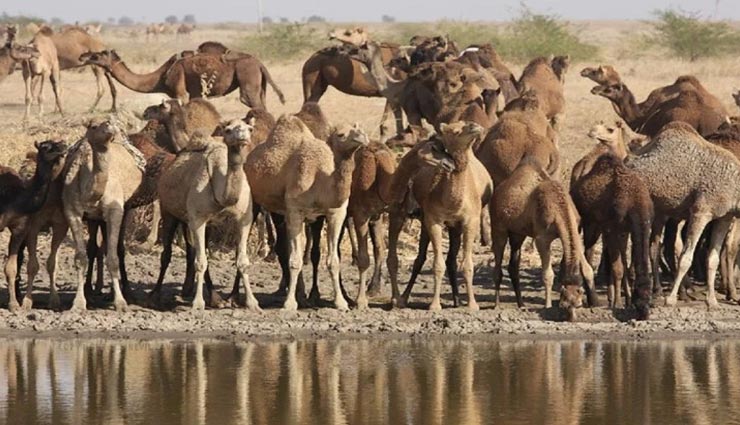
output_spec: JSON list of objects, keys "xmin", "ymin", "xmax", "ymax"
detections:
[
  {"xmin": 608, "ymin": 128, "xmax": 614, "ymax": 133},
  {"xmin": 337, "ymin": 133, "xmax": 346, "ymax": 138}
]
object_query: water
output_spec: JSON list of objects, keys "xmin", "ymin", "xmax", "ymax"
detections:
[{"xmin": 1, "ymin": 337, "xmax": 739, "ymax": 425}]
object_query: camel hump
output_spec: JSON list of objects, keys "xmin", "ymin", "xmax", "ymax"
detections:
[{"xmin": 657, "ymin": 120, "xmax": 700, "ymax": 138}]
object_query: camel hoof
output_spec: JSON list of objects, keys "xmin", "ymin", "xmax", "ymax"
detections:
[
  {"xmin": 49, "ymin": 294, "xmax": 61, "ymax": 311},
  {"xmin": 71, "ymin": 297, "xmax": 87, "ymax": 312},
  {"xmin": 467, "ymin": 302, "xmax": 480, "ymax": 312},
  {"xmin": 664, "ymin": 295, "xmax": 678, "ymax": 307},
  {"xmin": 706, "ymin": 297, "xmax": 719, "ymax": 309},
  {"xmin": 366, "ymin": 283, "xmax": 381, "ymax": 297},
  {"xmin": 245, "ymin": 299, "xmax": 262, "ymax": 312},
  {"xmin": 428, "ymin": 302, "xmax": 442, "ymax": 312},
  {"xmin": 8, "ymin": 301, "xmax": 21, "ymax": 313},
  {"xmin": 355, "ymin": 298, "xmax": 369, "ymax": 310},
  {"xmin": 335, "ymin": 298, "xmax": 350, "ymax": 311},
  {"xmin": 282, "ymin": 298, "xmax": 298, "ymax": 311},
  {"xmin": 21, "ymin": 297, "xmax": 33, "ymax": 311},
  {"xmin": 192, "ymin": 299, "xmax": 206, "ymax": 311},
  {"xmin": 114, "ymin": 300, "xmax": 129, "ymax": 312}
]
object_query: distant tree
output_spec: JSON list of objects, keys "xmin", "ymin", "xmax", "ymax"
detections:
[
  {"xmin": 118, "ymin": 16, "xmax": 134, "ymax": 26},
  {"xmin": 262, "ymin": 16, "xmax": 273, "ymax": 24},
  {"xmin": 164, "ymin": 15, "xmax": 178, "ymax": 24},
  {"xmin": 279, "ymin": 17, "xmax": 289, "ymax": 23},
  {"xmin": 183, "ymin": 14, "xmax": 196, "ymax": 24},
  {"xmin": 650, "ymin": 9, "xmax": 740, "ymax": 61},
  {"xmin": 381, "ymin": 14, "xmax": 395, "ymax": 23},
  {"xmin": 107, "ymin": 17, "xmax": 115, "ymax": 24},
  {"xmin": 50, "ymin": 17, "xmax": 64, "ymax": 25},
  {"xmin": 306, "ymin": 15, "xmax": 326, "ymax": 23}
]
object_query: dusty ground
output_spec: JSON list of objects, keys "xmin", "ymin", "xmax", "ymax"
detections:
[{"xmin": 1, "ymin": 22, "xmax": 740, "ymax": 339}]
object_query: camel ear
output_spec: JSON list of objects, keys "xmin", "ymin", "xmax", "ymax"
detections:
[
  {"xmin": 34, "ymin": 140, "xmax": 40, "ymax": 150},
  {"xmin": 247, "ymin": 116, "xmax": 256, "ymax": 127},
  {"xmin": 356, "ymin": 27, "xmax": 364, "ymax": 34},
  {"xmin": 615, "ymin": 121, "xmax": 623, "ymax": 129}
]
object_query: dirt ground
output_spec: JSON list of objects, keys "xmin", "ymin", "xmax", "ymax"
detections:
[{"xmin": 1, "ymin": 22, "xmax": 740, "ymax": 339}]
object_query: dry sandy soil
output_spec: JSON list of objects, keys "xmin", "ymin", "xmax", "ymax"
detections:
[{"xmin": 1, "ymin": 22, "xmax": 740, "ymax": 340}]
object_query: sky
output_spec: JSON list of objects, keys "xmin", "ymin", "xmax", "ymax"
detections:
[{"xmin": 1, "ymin": 0, "xmax": 737, "ymax": 23}]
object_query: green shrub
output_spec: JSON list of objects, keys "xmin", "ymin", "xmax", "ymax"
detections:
[
  {"xmin": 0, "ymin": 12, "xmax": 44, "ymax": 26},
  {"xmin": 237, "ymin": 23, "xmax": 326, "ymax": 62},
  {"xmin": 649, "ymin": 9, "xmax": 740, "ymax": 61}
]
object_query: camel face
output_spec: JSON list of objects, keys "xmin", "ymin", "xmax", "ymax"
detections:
[
  {"xmin": 328, "ymin": 27, "xmax": 368, "ymax": 46},
  {"xmin": 418, "ymin": 139, "xmax": 456, "ymax": 172},
  {"xmin": 34, "ymin": 140, "xmax": 68, "ymax": 164},
  {"xmin": 559, "ymin": 283, "xmax": 584, "ymax": 322},
  {"xmin": 439, "ymin": 121, "xmax": 484, "ymax": 151},
  {"xmin": 85, "ymin": 119, "xmax": 117, "ymax": 149},
  {"xmin": 221, "ymin": 119, "xmax": 254, "ymax": 148},
  {"xmin": 329, "ymin": 124, "xmax": 369, "ymax": 156},
  {"xmin": 79, "ymin": 50, "xmax": 118, "ymax": 70},
  {"xmin": 8, "ymin": 43, "xmax": 40, "ymax": 61},
  {"xmin": 580, "ymin": 65, "xmax": 620, "ymax": 86},
  {"xmin": 590, "ymin": 84, "xmax": 622, "ymax": 101},
  {"xmin": 587, "ymin": 121, "xmax": 622, "ymax": 146}
]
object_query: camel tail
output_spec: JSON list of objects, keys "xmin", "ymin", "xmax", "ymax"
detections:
[{"xmin": 261, "ymin": 64, "xmax": 286, "ymax": 104}]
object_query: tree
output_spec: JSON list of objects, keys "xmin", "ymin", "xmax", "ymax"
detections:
[
  {"xmin": 118, "ymin": 16, "xmax": 134, "ymax": 26},
  {"xmin": 262, "ymin": 16, "xmax": 273, "ymax": 24},
  {"xmin": 183, "ymin": 14, "xmax": 196, "ymax": 24},
  {"xmin": 381, "ymin": 14, "xmax": 396, "ymax": 23},
  {"xmin": 279, "ymin": 17, "xmax": 289, "ymax": 23},
  {"xmin": 650, "ymin": 9, "xmax": 740, "ymax": 61},
  {"xmin": 164, "ymin": 15, "xmax": 178, "ymax": 24},
  {"xmin": 306, "ymin": 15, "xmax": 326, "ymax": 23}
]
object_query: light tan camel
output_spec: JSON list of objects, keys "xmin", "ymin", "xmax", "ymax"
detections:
[
  {"xmin": 328, "ymin": 27, "xmax": 369, "ymax": 46},
  {"xmin": 246, "ymin": 115, "xmax": 369, "ymax": 310},
  {"xmin": 81, "ymin": 49, "xmax": 284, "ymax": 110},
  {"xmin": 516, "ymin": 55, "xmax": 569, "ymax": 130},
  {"xmin": 627, "ymin": 121, "xmax": 740, "ymax": 308},
  {"xmin": 62, "ymin": 118, "xmax": 144, "ymax": 312},
  {"xmin": 157, "ymin": 119, "xmax": 257, "ymax": 310},
  {"xmin": 0, "ymin": 25, "xmax": 40, "ymax": 84},
  {"xmin": 491, "ymin": 160, "xmax": 599, "ymax": 321},
  {"xmin": 142, "ymin": 98, "xmax": 222, "ymax": 152},
  {"xmin": 20, "ymin": 30, "xmax": 63, "ymax": 121}
]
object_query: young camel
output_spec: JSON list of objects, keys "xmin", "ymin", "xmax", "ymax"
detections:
[
  {"xmin": 62, "ymin": 119, "xmax": 145, "ymax": 312},
  {"xmin": 20, "ymin": 30, "xmax": 63, "ymax": 121},
  {"xmin": 2, "ymin": 141, "xmax": 67, "ymax": 311},
  {"xmin": 491, "ymin": 160, "xmax": 600, "ymax": 321},
  {"xmin": 0, "ymin": 26, "xmax": 40, "ymax": 84},
  {"xmin": 570, "ymin": 122, "xmax": 654, "ymax": 319},
  {"xmin": 154, "ymin": 120, "xmax": 257, "ymax": 310},
  {"xmin": 516, "ymin": 55, "xmax": 570, "ymax": 130},
  {"xmin": 627, "ymin": 121, "xmax": 740, "ymax": 308},
  {"xmin": 246, "ymin": 115, "xmax": 369, "ymax": 310}
]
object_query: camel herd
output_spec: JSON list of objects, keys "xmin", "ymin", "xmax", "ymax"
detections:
[{"xmin": 1, "ymin": 24, "xmax": 740, "ymax": 321}]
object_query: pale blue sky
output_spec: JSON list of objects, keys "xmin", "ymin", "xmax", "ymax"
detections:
[{"xmin": 1, "ymin": 0, "xmax": 736, "ymax": 23}]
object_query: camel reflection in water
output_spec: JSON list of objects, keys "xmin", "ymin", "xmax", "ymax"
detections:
[{"xmin": 1, "ymin": 338, "xmax": 739, "ymax": 424}]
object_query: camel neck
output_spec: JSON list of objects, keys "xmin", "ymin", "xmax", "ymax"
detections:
[
  {"xmin": 110, "ymin": 60, "xmax": 168, "ymax": 94},
  {"xmin": 612, "ymin": 85, "xmax": 642, "ymax": 129},
  {"xmin": 386, "ymin": 150, "xmax": 424, "ymax": 204},
  {"xmin": 0, "ymin": 51, "xmax": 15, "ymax": 81},
  {"xmin": 87, "ymin": 146, "xmax": 110, "ymax": 205},
  {"xmin": 18, "ymin": 160, "xmax": 55, "ymax": 214},
  {"xmin": 330, "ymin": 151, "xmax": 358, "ymax": 202},
  {"xmin": 211, "ymin": 146, "xmax": 245, "ymax": 208},
  {"xmin": 366, "ymin": 49, "xmax": 404, "ymax": 98}
]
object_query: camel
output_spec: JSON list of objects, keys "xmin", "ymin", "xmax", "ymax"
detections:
[
  {"xmin": 2, "ymin": 141, "xmax": 67, "ymax": 311},
  {"xmin": 0, "ymin": 27, "xmax": 39, "ymax": 84},
  {"xmin": 142, "ymin": 98, "xmax": 222, "ymax": 152},
  {"xmin": 626, "ymin": 121, "xmax": 740, "ymax": 308},
  {"xmin": 516, "ymin": 55, "xmax": 569, "ymax": 130},
  {"xmin": 570, "ymin": 120, "xmax": 647, "ymax": 185},
  {"xmin": 639, "ymin": 89, "xmax": 729, "ymax": 138},
  {"xmin": 570, "ymin": 123, "xmax": 654, "ymax": 319},
  {"xmin": 177, "ymin": 24, "xmax": 196, "ymax": 36},
  {"xmin": 146, "ymin": 24, "xmax": 165, "ymax": 40},
  {"xmin": 476, "ymin": 91, "xmax": 559, "ymax": 185},
  {"xmin": 458, "ymin": 44, "xmax": 518, "ymax": 105},
  {"xmin": 580, "ymin": 65, "xmax": 621, "ymax": 86},
  {"xmin": 733, "ymin": 90, "xmax": 740, "ymax": 110},
  {"xmin": 62, "ymin": 118, "xmax": 145, "ymax": 312},
  {"xmin": 20, "ymin": 30, "xmax": 63, "ymax": 121},
  {"xmin": 154, "ymin": 119, "xmax": 257, "ymax": 310},
  {"xmin": 393, "ymin": 122, "xmax": 492, "ymax": 310},
  {"xmin": 81, "ymin": 49, "xmax": 285, "ymax": 110},
  {"xmin": 490, "ymin": 160, "xmax": 599, "ymax": 321},
  {"xmin": 328, "ymin": 27, "xmax": 369, "ymax": 46},
  {"xmin": 246, "ymin": 115, "xmax": 369, "ymax": 310}
]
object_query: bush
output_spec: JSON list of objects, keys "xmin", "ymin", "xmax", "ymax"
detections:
[
  {"xmin": 183, "ymin": 14, "xmax": 196, "ymax": 24},
  {"xmin": 498, "ymin": 7, "xmax": 598, "ymax": 62},
  {"xmin": 164, "ymin": 15, "xmax": 178, "ymax": 24},
  {"xmin": 0, "ymin": 12, "xmax": 44, "ymax": 26},
  {"xmin": 381, "ymin": 14, "xmax": 396, "ymax": 23},
  {"xmin": 237, "ymin": 23, "xmax": 325, "ymax": 61},
  {"xmin": 118, "ymin": 16, "xmax": 134, "ymax": 26},
  {"xmin": 649, "ymin": 9, "xmax": 740, "ymax": 61}
]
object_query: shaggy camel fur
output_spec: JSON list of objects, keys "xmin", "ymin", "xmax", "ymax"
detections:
[
  {"xmin": 476, "ymin": 92, "xmax": 559, "ymax": 185},
  {"xmin": 44, "ymin": 26, "xmax": 118, "ymax": 111},
  {"xmin": 155, "ymin": 120, "xmax": 257, "ymax": 310},
  {"xmin": 82, "ymin": 50, "xmax": 284, "ymax": 109},
  {"xmin": 0, "ymin": 26, "xmax": 40, "ymax": 84},
  {"xmin": 246, "ymin": 115, "xmax": 369, "ymax": 310},
  {"xmin": 20, "ymin": 30, "xmax": 63, "ymax": 121},
  {"xmin": 62, "ymin": 119, "xmax": 144, "ymax": 312},
  {"xmin": 491, "ymin": 161, "xmax": 600, "ymax": 321},
  {"xmin": 400, "ymin": 122, "xmax": 492, "ymax": 310},
  {"xmin": 570, "ymin": 123, "xmax": 654, "ymax": 319},
  {"xmin": 2, "ymin": 141, "xmax": 67, "ymax": 311},
  {"xmin": 627, "ymin": 122, "xmax": 740, "ymax": 308},
  {"xmin": 143, "ymin": 98, "xmax": 222, "ymax": 152},
  {"xmin": 516, "ymin": 55, "xmax": 570, "ymax": 129},
  {"xmin": 639, "ymin": 89, "xmax": 729, "ymax": 137},
  {"xmin": 458, "ymin": 44, "xmax": 518, "ymax": 104}
]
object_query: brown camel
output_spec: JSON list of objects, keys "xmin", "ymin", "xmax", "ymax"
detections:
[
  {"xmin": 177, "ymin": 24, "xmax": 196, "ymax": 36},
  {"xmin": 246, "ymin": 115, "xmax": 369, "ymax": 310},
  {"xmin": 81, "ymin": 49, "xmax": 285, "ymax": 110},
  {"xmin": 142, "ymin": 98, "xmax": 222, "ymax": 152},
  {"xmin": 20, "ymin": 30, "xmax": 63, "ymax": 121},
  {"xmin": 62, "ymin": 118, "xmax": 145, "ymax": 312},
  {"xmin": 491, "ymin": 160, "xmax": 599, "ymax": 321},
  {"xmin": 580, "ymin": 65, "xmax": 621, "ymax": 86},
  {"xmin": 328, "ymin": 27, "xmax": 369, "ymax": 46},
  {"xmin": 570, "ymin": 120, "xmax": 647, "ymax": 185},
  {"xmin": 570, "ymin": 123, "xmax": 654, "ymax": 319},
  {"xmin": 516, "ymin": 55, "xmax": 569, "ymax": 129},
  {"xmin": 733, "ymin": 90, "xmax": 740, "ymax": 110},
  {"xmin": 408, "ymin": 122, "xmax": 492, "ymax": 310},
  {"xmin": 626, "ymin": 122, "xmax": 740, "ymax": 308},
  {"xmin": 639, "ymin": 89, "xmax": 729, "ymax": 137},
  {"xmin": 2, "ymin": 141, "xmax": 67, "ymax": 311},
  {"xmin": 155, "ymin": 120, "xmax": 257, "ymax": 310},
  {"xmin": 0, "ymin": 25, "xmax": 40, "ymax": 84},
  {"xmin": 458, "ymin": 44, "xmax": 519, "ymax": 105}
]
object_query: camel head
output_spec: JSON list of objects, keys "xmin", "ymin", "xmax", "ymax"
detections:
[
  {"xmin": 8, "ymin": 43, "xmax": 40, "ymax": 61},
  {"xmin": 85, "ymin": 118, "xmax": 119, "ymax": 150},
  {"xmin": 559, "ymin": 281, "xmax": 584, "ymax": 322},
  {"xmin": 80, "ymin": 50, "xmax": 121, "ymax": 70},
  {"xmin": 580, "ymin": 65, "xmax": 621, "ymax": 86},
  {"xmin": 34, "ymin": 139, "xmax": 68, "ymax": 166},
  {"xmin": 328, "ymin": 27, "xmax": 368, "ymax": 46},
  {"xmin": 502, "ymin": 89, "xmax": 540, "ymax": 113},
  {"xmin": 551, "ymin": 55, "xmax": 570, "ymax": 82},
  {"xmin": 590, "ymin": 83, "xmax": 625, "ymax": 102},
  {"xmin": 329, "ymin": 123, "xmax": 369, "ymax": 157},
  {"xmin": 142, "ymin": 99, "xmax": 178, "ymax": 122},
  {"xmin": 733, "ymin": 89, "xmax": 740, "ymax": 109},
  {"xmin": 588, "ymin": 121, "xmax": 647, "ymax": 157},
  {"xmin": 385, "ymin": 126, "xmax": 429, "ymax": 149},
  {"xmin": 439, "ymin": 121, "xmax": 484, "ymax": 153},
  {"xmin": 221, "ymin": 118, "xmax": 254, "ymax": 149},
  {"xmin": 416, "ymin": 138, "xmax": 456, "ymax": 173},
  {"xmin": 3, "ymin": 25, "xmax": 17, "ymax": 45}
]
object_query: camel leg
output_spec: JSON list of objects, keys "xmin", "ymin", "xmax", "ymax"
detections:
[
  {"xmin": 24, "ymin": 226, "xmax": 42, "ymax": 310},
  {"xmin": 189, "ymin": 219, "xmax": 208, "ymax": 311},
  {"xmin": 650, "ymin": 216, "xmax": 667, "ymax": 296},
  {"xmin": 605, "ymin": 230, "xmax": 625, "ymax": 308},
  {"xmin": 400, "ymin": 226, "xmax": 429, "ymax": 307},
  {"xmin": 49, "ymin": 69, "xmax": 63, "ymax": 116},
  {"xmin": 534, "ymin": 236, "xmax": 555, "ymax": 309},
  {"xmin": 579, "ymin": 246, "xmax": 600, "ymax": 308},
  {"xmin": 67, "ymin": 209, "xmax": 89, "ymax": 312},
  {"xmin": 354, "ymin": 215, "xmax": 371, "ymax": 310},
  {"xmin": 387, "ymin": 207, "xmax": 405, "ymax": 307},
  {"xmin": 104, "ymin": 208, "xmax": 128, "ymax": 312},
  {"xmin": 721, "ymin": 219, "xmax": 740, "ymax": 301},
  {"xmin": 461, "ymin": 222, "xmax": 479, "ymax": 311},
  {"xmin": 346, "ymin": 218, "xmax": 359, "ymax": 266},
  {"xmin": 704, "ymin": 216, "xmax": 733, "ymax": 308},
  {"xmin": 427, "ymin": 221, "xmax": 445, "ymax": 311},
  {"xmin": 90, "ymin": 66, "xmax": 105, "ymax": 112},
  {"xmin": 491, "ymin": 225, "xmax": 508, "ymax": 308},
  {"xmin": 45, "ymin": 221, "xmax": 68, "ymax": 311},
  {"xmin": 23, "ymin": 71, "xmax": 32, "ymax": 122},
  {"xmin": 392, "ymin": 103, "xmax": 404, "ymax": 135},
  {"xmin": 307, "ymin": 218, "xmax": 324, "ymax": 305},
  {"xmin": 117, "ymin": 215, "xmax": 130, "ymax": 297},
  {"xmin": 366, "ymin": 218, "xmax": 386, "ymax": 297},
  {"xmin": 36, "ymin": 74, "xmax": 46, "ymax": 118},
  {"xmin": 508, "ymin": 233, "xmax": 526, "ymax": 309},
  {"xmin": 235, "ymin": 212, "xmax": 259, "ymax": 311},
  {"xmin": 5, "ymin": 230, "xmax": 26, "ymax": 312},
  {"xmin": 151, "ymin": 213, "xmax": 178, "ymax": 303},
  {"xmin": 479, "ymin": 208, "xmax": 491, "ymax": 247},
  {"xmin": 283, "ymin": 212, "xmax": 306, "ymax": 311},
  {"xmin": 665, "ymin": 213, "xmax": 713, "ymax": 306},
  {"xmin": 104, "ymin": 71, "xmax": 118, "ymax": 112},
  {"xmin": 326, "ymin": 210, "xmax": 349, "ymax": 311},
  {"xmin": 446, "ymin": 227, "xmax": 462, "ymax": 308},
  {"xmin": 144, "ymin": 200, "xmax": 161, "ymax": 248}
]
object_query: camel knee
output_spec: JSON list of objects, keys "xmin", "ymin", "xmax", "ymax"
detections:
[
  {"xmin": 194, "ymin": 255, "xmax": 208, "ymax": 275},
  {"xmin": 105, "ymin": 255, "xmax": 120, "ymax": 280},
  {"xmin": 356, "ymin": 251, "xmax": 370, "ymax": 272}
]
